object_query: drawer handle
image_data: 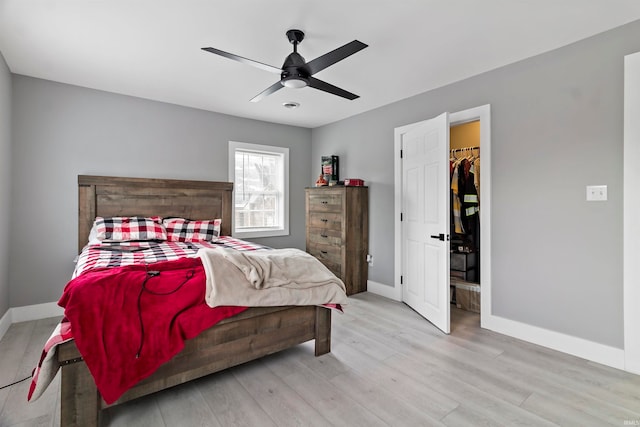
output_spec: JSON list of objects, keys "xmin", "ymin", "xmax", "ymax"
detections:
[
  {"xmin": 321, "ymin": 201, "xmax": 328, "ymax": 204},
  {"xmin": 321, "ymin": 218, "xmax": 328, "ymax": 222},
  {"xmin": 320, "ymin": 234, "xmax": 328, "ymax": 238},
  {"xmin": 321, "ymin": 250, "xmax": 328, "ymax": 254}
]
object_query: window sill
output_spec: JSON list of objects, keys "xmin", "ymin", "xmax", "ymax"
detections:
[{"xmin": 233, "ymin": 228, "xmax": 289, "ymax": 239}]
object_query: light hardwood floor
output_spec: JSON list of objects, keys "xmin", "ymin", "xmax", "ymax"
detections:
[{"xmin": 1, "ymin": 292, "xmax": 639, "ymax": 426}]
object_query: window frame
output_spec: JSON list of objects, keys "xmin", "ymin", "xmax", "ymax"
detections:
[{"xmin": 228, "ymin": 141, "xmax": 289, "ymax": 238}]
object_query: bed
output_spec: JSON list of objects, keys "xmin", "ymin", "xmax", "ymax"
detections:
[{"xmin": 41, "ymin": 175, "xmax": 339, "ymax": 427}]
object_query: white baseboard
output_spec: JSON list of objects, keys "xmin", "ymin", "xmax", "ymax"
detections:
[
  {"xmin": 367, "ymin": 280, "xmax": 402, "ymax": 301},
  {"xmin": 11, "ymin": 301, "xmax": 63, "ymax": 323},
  {"xmin": 0, "ymin": 308, "xmax": 10, "ymax": 342},
  {"xmin": 0, "ymin": 301, "xmax": 64, "ymax": 342},
  {"xmin": 625, "ymin": 357, "xmax": 640, "ymax": 375},
  {"xmin": 366, "ymin": 280, "xmax": 627, "ymax": 372},
  {"xmin": 482, "ymin": 313, "xmax": 626, "ymax": 371}
]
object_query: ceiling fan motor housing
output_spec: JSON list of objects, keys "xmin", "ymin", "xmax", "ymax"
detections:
[{"xmin": 281, "ymin": 50, "xmax": 310, "ymax": 87}]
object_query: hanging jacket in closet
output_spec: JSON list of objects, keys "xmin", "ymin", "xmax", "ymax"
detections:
[
  {"xmin": 451, "ymin": 161, "xmax": 464, "ymax": 234},
  {"xmin": 458, "ymin": 158, "xmax": 479, "ymax": 247}
]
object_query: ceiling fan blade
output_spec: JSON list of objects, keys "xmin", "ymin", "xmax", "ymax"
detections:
[
  {"xmin": 250, "ymin": 81, "xmax": 284, "ymax": 102},
  {"xmin": 201, "ymin": 47, "xmax": 282, "ymax": 74},
  {"xmin": 306, "ymin": 40, "xmax": 368, "ymax": 76},
  {"xmin": 307, "ymin": 77, "xmax": 359, "ymax": 100}
]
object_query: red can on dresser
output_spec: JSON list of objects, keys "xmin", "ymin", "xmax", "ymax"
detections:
[{"xmin": 344, "ymin": 178, "xmax": 364, "ymax": 186}]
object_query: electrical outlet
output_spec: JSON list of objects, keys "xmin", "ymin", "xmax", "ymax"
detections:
[
  {"xmin": 366, "ymin": 254, "xmax": 373, "ymax": 266},
  {"xmin": 586, "ymin": 185, "xmax": 607, "ymax": 201}
]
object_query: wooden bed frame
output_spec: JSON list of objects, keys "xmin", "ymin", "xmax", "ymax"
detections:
[{"xmin": 57, "ymin": 175, "xmax": 332, "ymax": 427}]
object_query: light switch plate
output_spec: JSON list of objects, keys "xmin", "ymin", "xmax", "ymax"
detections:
[{"xmin": 586, "ymin": 185, "xmax": 607, "ymax": 201}]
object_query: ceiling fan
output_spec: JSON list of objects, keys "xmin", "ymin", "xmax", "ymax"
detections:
[{"xmin": 202, "ymin": 29, "xmax": 367, "ymax": 102}]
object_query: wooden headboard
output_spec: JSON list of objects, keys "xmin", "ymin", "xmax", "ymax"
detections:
[{"xmin": 78, "ymin": 175, "xmax": 233, "ymax": 252}]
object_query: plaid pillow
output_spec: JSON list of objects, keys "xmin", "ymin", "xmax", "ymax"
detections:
[
  {"xmin": 163, "ymin": 218, "xmax": 221, "ymax": 242},
  {"xmin": 94, "ymin": 216, "xmax": 167, "ymax": 242}
]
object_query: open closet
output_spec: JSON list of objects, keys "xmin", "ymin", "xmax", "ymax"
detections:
[{"xmin": 450, "ymin": 120, "xmax": 480, "ymax": 314}]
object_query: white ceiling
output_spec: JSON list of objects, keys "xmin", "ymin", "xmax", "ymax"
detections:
[{"xmin": 2, "ymin": 1, "xmax": 640, "ymax": 128}]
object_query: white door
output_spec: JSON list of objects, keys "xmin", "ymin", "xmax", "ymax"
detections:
[{"xmin": 400, "ymin": 112, "xmax": 451, "ymax": 333}]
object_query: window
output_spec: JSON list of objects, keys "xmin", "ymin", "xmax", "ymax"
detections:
[{"xmin": 229, "ymin": 141, "xmax": 289, "ymax": 238}]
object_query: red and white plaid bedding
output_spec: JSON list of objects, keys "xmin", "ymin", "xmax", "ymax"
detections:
[
  {"xmin": 73, "ymin": 236, "xmax": 266, "ymax": 278},
  {"xmin": 28, "ymin": 236, "xmax": 267, "ymax": 402}
]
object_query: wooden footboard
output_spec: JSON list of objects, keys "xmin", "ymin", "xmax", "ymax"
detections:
[{"xmin": 58, "ymin": 305, "xmax": 331, "ymax": 427}]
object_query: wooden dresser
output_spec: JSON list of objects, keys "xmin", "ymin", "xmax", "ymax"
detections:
[{"xmin": 305, "ymin": 186, "xmax": 369, "ymax": 295}]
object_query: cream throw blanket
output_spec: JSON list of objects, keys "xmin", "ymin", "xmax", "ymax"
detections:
[{"xmin": 197, "ymin": 247, "xmax": 348, "ymax": 307}]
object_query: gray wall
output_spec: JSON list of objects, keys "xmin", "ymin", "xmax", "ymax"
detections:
[
  {"xmin": 10, "ymin": 76, "xmax": 311, "ymax": 307},
  {"xmin": 312, "ymin": 20, "xmax": 640, "ymax": 349},
  {"xmin": 0, "ymin": 53, "xmax": 11, "ymax": 318}
]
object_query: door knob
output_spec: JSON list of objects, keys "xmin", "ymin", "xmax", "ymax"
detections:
[{"xmin": 430, "ymin": 233, "xmax": 448, "ymax": 241}]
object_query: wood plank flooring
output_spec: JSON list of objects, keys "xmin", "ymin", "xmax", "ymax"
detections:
[{"xmin": 1, "ymin": 292, "xmax": 639, "ymax": 426}]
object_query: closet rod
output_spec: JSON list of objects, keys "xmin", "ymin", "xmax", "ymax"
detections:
[{"xmin": 450, "ymin": 146, "xmax": 480, "ymax": 152}]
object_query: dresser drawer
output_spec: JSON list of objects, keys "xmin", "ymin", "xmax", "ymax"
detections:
[
  {"xmin": 308, "ymin": 227, "xmax": 342, "ymax": 246},
  {"xmin": 307, "ymin": 212, "xmax": 343, "ymax": 229},
  {"xmin": 307, "ymin": 192, "xmax": 343, "ymax": 212},
  {"xmin": 317, "ymin": 258, "xmax": 342, "ymax": 279},
  {"xmin": 313, "ymin": 259, "xmax": 342, "ymax": 279},
  {"xmin": 307, "ymin": 242, "xmax": 342, "ymax": 265}
]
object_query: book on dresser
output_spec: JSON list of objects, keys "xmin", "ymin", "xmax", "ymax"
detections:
[{"xmin": 305, "ymin": 186, "xmax": 369, "ymax": 295}]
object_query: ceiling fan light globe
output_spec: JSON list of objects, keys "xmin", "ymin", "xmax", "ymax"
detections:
[{"xmin": 282, "ymin": 77, "xmax": 308, "ymax": 89}]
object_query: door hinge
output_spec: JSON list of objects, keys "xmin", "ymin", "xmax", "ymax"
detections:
[
  {"xmin": 400, "ymin": 212, "xmax": 403, "ymax": 221},
  {"xmin": 400, "ymin": 149, "xmax": 403, "ymax": 158},
  {"xmin": 400, "ymin": 275, "xmax": 403, "ymax": 285}
]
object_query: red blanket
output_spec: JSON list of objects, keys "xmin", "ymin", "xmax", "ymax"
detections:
[{"xmin": 58, "ymin": 256, "xmax": 246, "ymax": 404}]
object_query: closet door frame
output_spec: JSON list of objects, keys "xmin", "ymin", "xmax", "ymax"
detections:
[
  {"xmin": 449, "ymin": 105, "xmax": 492, "ymax": 327},
  {"xmin": 624, "ymin": 52, "xmax": 640, "ymax": 374}
]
